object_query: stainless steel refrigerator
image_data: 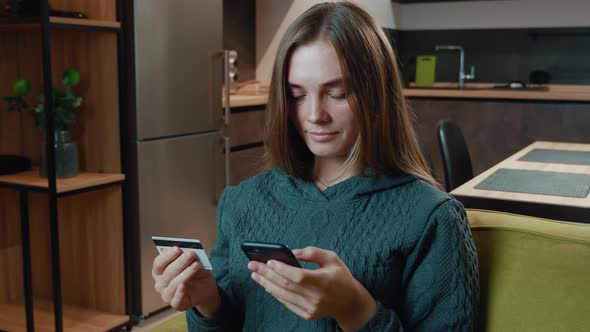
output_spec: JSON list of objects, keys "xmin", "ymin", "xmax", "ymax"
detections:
[{"xmin": 126, "ymin": 0, "xmax": 227, "ymax": 317}]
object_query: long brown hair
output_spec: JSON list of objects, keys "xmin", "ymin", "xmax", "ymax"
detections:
[{"xmin": 263, "ymin": 1, "xmax": 439, "ymax": 187}]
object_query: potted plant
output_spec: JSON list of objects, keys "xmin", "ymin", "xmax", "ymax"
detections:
[{"xmin": 2, "ymin": 68, "xmax": 83, "ymax": 178}]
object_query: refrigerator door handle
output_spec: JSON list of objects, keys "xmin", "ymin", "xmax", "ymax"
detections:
[{"xmin": 223, "ymin": 50, "xmax": 231, "ymax": 126}]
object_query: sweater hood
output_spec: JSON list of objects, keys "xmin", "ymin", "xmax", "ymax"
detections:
[{"xmin": 269, "ymin": 168, "xmax": 417, "ymax": 203}]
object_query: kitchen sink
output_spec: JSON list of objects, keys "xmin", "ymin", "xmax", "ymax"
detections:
[
  {"xmin": 411, "ymin": 86, "xmax": 489, "ymax": 90},
  {"xmin": 409, "ymin": 85, "xmax": 548, "ymax": 91},
  {"xmin": 489, "ymin": 86, "xmax": 548, "ymax": 91}
]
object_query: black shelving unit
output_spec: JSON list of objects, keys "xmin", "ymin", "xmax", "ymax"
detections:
[{"xmin": 0, "ymin": 1, "xmax": 131, "ymax": 331}]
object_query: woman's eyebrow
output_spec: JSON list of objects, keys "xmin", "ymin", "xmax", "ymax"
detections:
[
  {"xmin": 322, "ymin": 78, "xmax": 344, "ymax": 88},
  {"xmin": 287, "ymin": 83, "xmax": 304, "ymax": 89},
  {"xmin": 288, "ymin": 78, "xmax": 344, "ymax": 89}
]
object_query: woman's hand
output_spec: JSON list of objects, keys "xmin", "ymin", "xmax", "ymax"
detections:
[
  {"xmin": 247, "ymin": 246, "xmax": 377, "ymax": 331},
  {"xmin": 152, "ymin": 247, "xmax": 220, "ymax": 317}
]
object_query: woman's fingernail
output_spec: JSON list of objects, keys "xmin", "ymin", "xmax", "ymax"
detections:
[
  {"xmin": 251, "ymin": 272, "xmax": 259, "ymax": 281},
  {"xmin": 267, "ymin": 260, "xmax": 275, "ymax": 267},
  {"xmin": 292, "ymin": 249, "xmax": 302, "ymax": 256}
]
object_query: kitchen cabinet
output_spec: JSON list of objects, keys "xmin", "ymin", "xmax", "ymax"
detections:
[
  {"xmin": 410, "ymin": 97, "xmax": 590, "ymax": 188},
  {"xmin": 227, "ymin": 104, "xmax": 266, "ymax": 185},
  {"xmin": 231, "ymin": 145, "xmax": 266, "ymax": 185}
]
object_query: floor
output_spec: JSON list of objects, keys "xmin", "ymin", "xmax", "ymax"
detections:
[{"xmin": 128, "ymin": 307, "xmax": 183, "ymax": 331}]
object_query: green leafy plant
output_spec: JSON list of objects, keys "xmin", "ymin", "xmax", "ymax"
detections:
[{"xmin": 1, "ymin": 68, "xmax": 83, "ymax": 131}]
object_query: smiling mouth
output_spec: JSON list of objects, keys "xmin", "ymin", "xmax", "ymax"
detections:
[
  {"xmin": 307, "ymin": 131, "xmax": 338, "ymax": 135},
  {"xmin": 306, "ymin": 131, "xmax": 338, "ymax": 142}
]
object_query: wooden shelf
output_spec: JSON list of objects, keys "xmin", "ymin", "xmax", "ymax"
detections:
[
  {"xmin": 0, "ymin": 300, "xmax": 129, "ymax": 332},
  {"xmin": 0, "ymin": 17, "xmax": 39, "ymax": 30},
  {"xmin": 224, "ymin": 94, "xmax": 268, "ymax": 108},
  {"xmin": 1, "ymin": 2, "xmax": 127, "ymax": 330},
  {"xmin": 0, "ymin": 17, "xmax": 120, "ymax": 30},
  {"xmin": 49, "ymin": 16, "xmax": 121, "ymax": 29},
  {"xmin": 0, "ymin": 169, "xmax": 124, "ymax": 194}
]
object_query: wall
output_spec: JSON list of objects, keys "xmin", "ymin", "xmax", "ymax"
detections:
[
  {"xmin": 254, "ymin": 0, "xmax": 590, "ymax": 85},
  {"xmin": 397, "ymin": 27, "xmax": 590, "ymax": 84},
  {"xmin": 398, "ymin": 0, "xmax": 590, "ymax": 30},
  {"xmin": 255, "ymin": 0, "xmax": 398, "ymax": 84},
  {"xmin": 395, "ymin": 0, "xmax": 590, "ymax": 84}
]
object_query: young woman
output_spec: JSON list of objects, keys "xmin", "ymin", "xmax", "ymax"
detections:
[{"xmin": 152, "ymin": 2, "xmax": 479, "ymax": 331}]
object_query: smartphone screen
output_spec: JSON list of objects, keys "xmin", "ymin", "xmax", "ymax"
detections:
[{"xmin": 241, "ymin": 241, "xmax": 302, "ymax": 268}]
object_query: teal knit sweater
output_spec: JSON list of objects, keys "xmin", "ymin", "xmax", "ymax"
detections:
[{"xmin": 186, "ymin": 169, "xmax": 479, "ymax": 331}]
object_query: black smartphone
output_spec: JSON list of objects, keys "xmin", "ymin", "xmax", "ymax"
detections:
[{"xmin": 241, "ymin": 241, "xmax": 302, "ymax": 268}]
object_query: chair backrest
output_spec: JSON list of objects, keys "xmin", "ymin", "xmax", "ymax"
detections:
[
  {"xmin": 466, "ymin": 209, "xmax": 590, "ymax": 332},
  {"xmin": 437, "ymin": 119, "xmax": 473, "ymax": 191}
]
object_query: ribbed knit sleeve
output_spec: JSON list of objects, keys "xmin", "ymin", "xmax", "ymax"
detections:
[
  {"xmin": 352, "ymin": 199, "xmax": 479, "ymax": 332},
  {"xmin": 186, "ymin": 188, "xmax": 244, "ymax": 331}
]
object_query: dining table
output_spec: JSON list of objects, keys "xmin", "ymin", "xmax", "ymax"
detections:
[{"xmin": 451, "ymin": 141, "xmax": 590, "ymax": 224}]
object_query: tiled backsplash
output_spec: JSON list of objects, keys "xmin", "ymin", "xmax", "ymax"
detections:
[{"xmin": 386, "ymin": 27, "xmax": 590, "ymax": 85}]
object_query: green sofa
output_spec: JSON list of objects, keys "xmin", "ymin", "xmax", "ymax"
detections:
[
  {"xmin": 148, "ymin": 209, "xmax": 590, "ymax": 331},
  {"xmin": 467, "ymin": 209, "xmax": 590, "ymax": 331}
]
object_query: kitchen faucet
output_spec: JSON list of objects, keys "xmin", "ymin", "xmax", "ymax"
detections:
[{"xmin": 435, "ymin": 45, "xmax": 475, "ymax": 89}]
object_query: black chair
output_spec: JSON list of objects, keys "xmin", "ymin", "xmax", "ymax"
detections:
[{"xmin": 437, "ymin": 119, "xmax": 473, "ymax": 192}]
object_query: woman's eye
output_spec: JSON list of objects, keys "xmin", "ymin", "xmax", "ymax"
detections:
[
  {"xmin": 290, "ymin": 94, "xmax": 305, "ymax": 102},
  {"xmin": 328, "ymin": 92, "xmax": 346, "ymax": 100}
]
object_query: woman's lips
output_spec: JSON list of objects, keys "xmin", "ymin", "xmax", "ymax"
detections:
[{"xmin": 306, "ymin": 131, "xmax": 338, "ymax": 142}]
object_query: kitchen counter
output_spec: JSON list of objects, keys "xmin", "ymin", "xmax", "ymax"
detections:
[
  {"xmin": 223, "ymin": 85, "xmax": 590, "ymax": 190},
  {"xmin": 225, "ymin": 94, "xmax": 268, "ymax": 108},
  {"xmin": 221, "ymin": 94, "xmax": 267, "ymax": 186},
  {"xmin": 404, "ymin": 83, "xmax": 590, "ymax": 102},
  {"xmin": 225, "ymin": 83, "xmax": 590, "ymax": 107}
]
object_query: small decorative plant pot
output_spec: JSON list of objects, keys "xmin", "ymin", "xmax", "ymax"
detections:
[{"xmin": 40, "ymin": 130, "xmax": 79, "ymax": 178}]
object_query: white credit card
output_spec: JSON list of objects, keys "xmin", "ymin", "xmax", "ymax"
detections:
[{"xmin": 152, "ymin": 236, "xmax": 213, "ymax": 271}]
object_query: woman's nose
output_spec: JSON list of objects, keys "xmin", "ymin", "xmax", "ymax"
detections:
[{"xmin": 307, "ymin": 97, "xmax": 329, "ymax": 123}]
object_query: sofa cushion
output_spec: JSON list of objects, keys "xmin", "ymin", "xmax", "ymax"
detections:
[{"xmin": 467, "ymin": 209, "xmax": 590, "ymax": 332}]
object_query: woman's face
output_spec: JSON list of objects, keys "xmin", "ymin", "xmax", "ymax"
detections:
[{"xmin": 287, "ymin": 40, "xmax": 359, "ymax": 163}]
